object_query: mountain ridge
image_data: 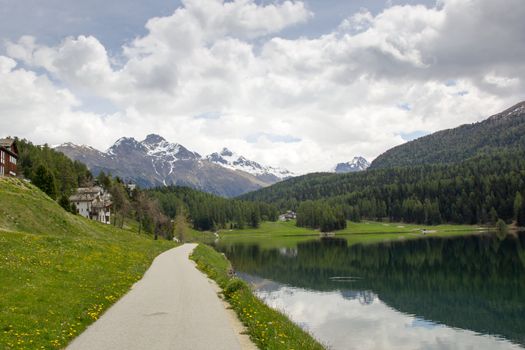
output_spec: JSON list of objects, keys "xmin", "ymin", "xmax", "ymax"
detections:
[
  {"xmin": 55, "ymin": 134, "xmax": 293, "ymax": 197},
  {"xmin": 370, "ymin": 101, "xmax": 525, "ymax": 169}
]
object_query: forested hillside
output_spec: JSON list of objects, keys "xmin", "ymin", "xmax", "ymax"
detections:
[
  {"xmin": 17, "ymin": 138, "xmax": 92, "ymax": 199},
  {"xmin": 371, "ymin": 101, "xmax": 525, "ymax": 169},
  {"xmin": 148, "ymin": 186, "xmax": 279, "ymax": 231},
  {"xmin": 241, "ymin": 150, "xmax": 525, "ymax": 226}
]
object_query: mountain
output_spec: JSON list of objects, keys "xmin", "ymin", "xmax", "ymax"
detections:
[
  {"xmin": 371, "ymin": 101, "xmax": 525, "ymax": 169},
  {"xmin": 240, "ymin": 102, "xmax": 525, "ymax": 226},
  {"xmin": 334, "ymin": 157, "xmax": 370, "ymax": 173},
  {"xmin": 54, "ymin": 134, "xmax": 293, "ymax": 197},
  {"xmin": 206, "ymin": 147, "xmax": 295, "ymax": 183}
]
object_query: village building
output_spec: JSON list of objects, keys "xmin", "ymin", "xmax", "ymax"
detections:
[
  {"xmin": 279, "ymin": 210, "xmax": 297, "ymax": 222},
  {"xmin": 0, "ymin": 138, "xmax": 18, "ymax": 177},
  {"xmin": 69, "ymin": 186, "xmax": 112, "ymax": 224}
]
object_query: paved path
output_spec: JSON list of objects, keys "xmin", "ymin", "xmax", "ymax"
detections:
[{"xmin": 67, "ymin": 244, "xmax": 255, "ymax": 350}]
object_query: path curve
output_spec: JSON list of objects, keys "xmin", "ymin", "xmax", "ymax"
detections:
[{"xmin": 67, "ymin": 243, "xmax": 254, "ymax": 350}]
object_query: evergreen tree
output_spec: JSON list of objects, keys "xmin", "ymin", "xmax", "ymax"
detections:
[
  {"xmin": 33, "ymin": 165, "xmax": 58, "ymax": 199},
  {"xmin": 513, "ymin": 192, "xmax": 523, "ymax": 222},
  {"xmin": 517, "ymin": 199, "xmax": 525, "ymax": 227},
  {"xmin": 58, "ymin": 194, "xmax": 71, "ymax": 212},
  {"xmin": 250, "ymin": 208, "xmax": 261, "ymax": 228}
]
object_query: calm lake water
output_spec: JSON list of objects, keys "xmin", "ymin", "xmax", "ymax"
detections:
[{"xmin": 216, "ymin": 233, "xmax": 525, "ymax": 350}]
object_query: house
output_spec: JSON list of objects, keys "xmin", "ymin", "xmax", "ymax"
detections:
[
  {"xmin": 69, "ymin": 186, "xmax": 112, "ymax": 224},
  {"xmin": 0, "ymin": 138, "xmax": 18, "ymax": 177},
  {"xmin": 279, "ymin": 210, "xmax": 297, "ymax": 222}
]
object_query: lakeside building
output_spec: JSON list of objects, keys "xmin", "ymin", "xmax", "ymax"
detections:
[{"xmin": 279, "ymin": 210, "xmax": 297, "ymax": 221}]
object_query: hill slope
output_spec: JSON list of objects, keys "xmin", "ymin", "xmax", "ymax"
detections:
[
  {"xmin": 0, "ymin": 178, "xmax": 174, "ymax": 349},
  {"xmin": 371, "ymin": 101, "xmax": 525, "ymax": 169},
  {"xmin": 241, "ymin": 150, "xmax": 525, "ymax": 225}
]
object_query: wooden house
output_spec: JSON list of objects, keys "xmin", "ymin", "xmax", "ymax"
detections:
[{"xmin": 0, "ymin": 138, "xmax": 18, "ymax": 177}]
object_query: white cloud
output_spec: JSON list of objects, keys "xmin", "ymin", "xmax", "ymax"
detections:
[
  {"xmin": 256, "ymin": 285, "xmax": 522, "ymax": 350},
  {"xmin": 2, "ymin": 0, "xmax": 525, "ymax": 173}
]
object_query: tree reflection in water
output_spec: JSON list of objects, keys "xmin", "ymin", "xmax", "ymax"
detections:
[{"xmin": 217, "ymin": 233, "xmax": 525, "ymax": 346}]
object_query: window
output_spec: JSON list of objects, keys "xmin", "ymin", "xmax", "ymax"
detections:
[
  {"xmin": 0, "ymin": 151, "xmax": 4, "ymax": 164},
  {"xmin": 9, "ymin": 156, "xmax": 16, "ymax": 164},
  {"xmin": 0, "ymin": 165, "xmax": 4, "ymax": 176}
]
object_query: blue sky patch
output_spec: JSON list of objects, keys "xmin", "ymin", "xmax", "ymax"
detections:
[{"xmin": 399, "ymin": 130, "xmax": 429, "ymax": 141}]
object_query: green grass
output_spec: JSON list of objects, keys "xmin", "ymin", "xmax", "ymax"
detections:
[
  {"xmin": 0, "ymin": 178, "xmax": 175, "ymax": 349},
  {"xmin": 217, "ymin": 220, "xmax": 487, "ymax": 249},
  {"xmin": 184, "ymin": 227, "xmax": 217, "ymax": 245},
  {"xmin": 191, "ymin": 244, "xmax": 325, "ymax": 350}
]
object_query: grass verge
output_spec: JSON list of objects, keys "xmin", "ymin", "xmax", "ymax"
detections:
[
  {"xmin": 190, "ymin": 244, "xmax": 325, "ymax": 350},
  {"xmin": 0, "ymin": 178, "xmax": 175, "ymax": 349}
]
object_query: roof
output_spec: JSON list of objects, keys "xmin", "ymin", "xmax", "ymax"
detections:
[
  {"xmin": 69, "ymin": 187, "xmax": 111, "ymax": 203},
  {"xmin": 0, "ymin": 138, "xmax": 18, "ymax": 157},
  {"xmin": 0, "ymin": 138, "xmax": 15, "ymax": 148}
]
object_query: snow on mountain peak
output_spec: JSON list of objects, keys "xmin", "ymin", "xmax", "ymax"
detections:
[
  {"xmin": 139, "ymin": 136, "xmax": 201, "ymax": 162},
  {"xmin": 335, "ymin": 156, "xmax": 370, "ymax": 173},
  {"xmin": 206, "ymin": 148, "xmax": 295, "ymax": 180}
]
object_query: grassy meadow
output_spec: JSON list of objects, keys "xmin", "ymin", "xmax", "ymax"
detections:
[
  {"xmin": 0, "ymin": 178, "xmax": 175, "ymax": 349},
  {"xmin": 216, "ymin": 220, "xmax": 487, "ymax": 249},
  {"xmin": 191, "ymin": 244, "xmax": 325, "ymax": 350}
]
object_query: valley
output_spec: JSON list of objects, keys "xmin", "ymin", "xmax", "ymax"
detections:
[{"xmin": 3, "ymin": 2, "xmax": 525, "ymax": 349}]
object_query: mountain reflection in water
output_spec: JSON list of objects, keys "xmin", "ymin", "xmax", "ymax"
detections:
[{"xmin": 216, "ymin": 233, "xmax": 525, "ymax": 350}]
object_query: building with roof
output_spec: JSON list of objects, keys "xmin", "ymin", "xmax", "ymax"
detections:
[
  {"xmin": 0, "ymin": 138, "xmax": 18, "ymax": 177},
  {"xmin": 69, "ymin": 186, "xmax": 112, "ymax": 224}
]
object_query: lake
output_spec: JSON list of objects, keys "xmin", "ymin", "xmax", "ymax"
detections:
[{"xmin": 216, "ymin": 232, "xmax": 525, "ymax": 350}]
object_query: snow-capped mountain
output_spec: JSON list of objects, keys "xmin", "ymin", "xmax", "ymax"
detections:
[
  {"xmin": 206, "ymin": 148, "xmax": 295, "ymax": 183},
  {"xmin": 334, "ymin": 157, "xmax": 370, "ymax": 173},
  {"xmin": 55, "ymin": 134, "xmax": 294, "ymax": 197}
]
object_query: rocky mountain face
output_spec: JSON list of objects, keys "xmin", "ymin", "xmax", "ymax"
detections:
[
  {"xmin": 334, "ymin": 157, "xmax": 370, "ymax": 173},
  {"xmin": 55, "ymin": 134, "xmax": 294, "ymax": 197}
]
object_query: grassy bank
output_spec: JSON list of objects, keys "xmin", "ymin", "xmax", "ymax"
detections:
[
  {"xmin": 190, "ymin": 244, "xmax": 325, "ymax": 350},
  {"xmin": 0, "ymin": 178, "xmax": 175, "ymax": 349},
  {"xmin": 218, "ymin": 220, "xmax": 487, "ymax": 248}
]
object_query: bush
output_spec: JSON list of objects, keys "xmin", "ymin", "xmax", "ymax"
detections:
[{"xmin": 224, "ymin": 278, "xmax": 247, "ymax": 298}]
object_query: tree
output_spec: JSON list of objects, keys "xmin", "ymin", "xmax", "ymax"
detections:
[
  {"xmin": 517, "ymin": 198, "xmax": 525, "ymax": 227},
  {"xmin": 33, "ymin": 165, "xmax": 57, "ymax": 199},
  {"xmin": 174, "ymin": 206, "xmax": 189, "ymax": 242},
  {"xmin": 110, "ymin": 182, "xmax": 131, "ymax": 228},
  {"xmin": 250, "ymin": 207, "xmax": 261, "ymax": 228},
  {"xmin": 489, "ymin": 208, "xmax": 499, "ymax": 225},
  {"xmin": 496, "ymin": 219, "xmax": 508, "ymax": 240},
  {"xmin": 134, "ymin": 191, "xmax": 150, "ymax": 234},
  {"xmin": 97, "ymin": 171, "xmax": 111, "ymax": 190},
  {"xmin": 513, "ymin": 192, "xmax": 523, "ymax": 223},
  {"xmin": 58, "ymin": 194, "xmax": 71, "ymax": 212}
]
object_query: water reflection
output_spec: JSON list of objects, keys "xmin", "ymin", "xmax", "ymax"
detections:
[{"xmin": 217, "ymin": 233, "xmax": 525, "ymax": 349}]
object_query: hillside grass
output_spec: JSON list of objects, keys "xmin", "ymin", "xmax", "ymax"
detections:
[
  {"xmin": 0, "ymin": 178, "xmax": 175, "ymax": 349},
  {"xmin": 218, "ymin": 220, "xmax": 487, "ymax": 248},
  {"xmin": 190, "ymin": 244, "xmax": 325, "ymax": 350}
]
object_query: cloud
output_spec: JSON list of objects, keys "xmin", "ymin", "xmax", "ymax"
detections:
[{"xmin": 2, "ymin": 0, "xmax": 525, "ymax": 173}]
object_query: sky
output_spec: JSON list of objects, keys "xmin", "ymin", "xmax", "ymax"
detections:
[{"xmin": 1, "ymin": 0, "xmax": 524, "ymax": 173}]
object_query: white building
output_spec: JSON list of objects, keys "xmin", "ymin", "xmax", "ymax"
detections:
[
  {"xmin": 279, "ymin": 210, "xmax": 297, "ymax": 221},
  {"xmin": 69, "ymin": 187, "xmax": 112, "ymax": 224}
]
